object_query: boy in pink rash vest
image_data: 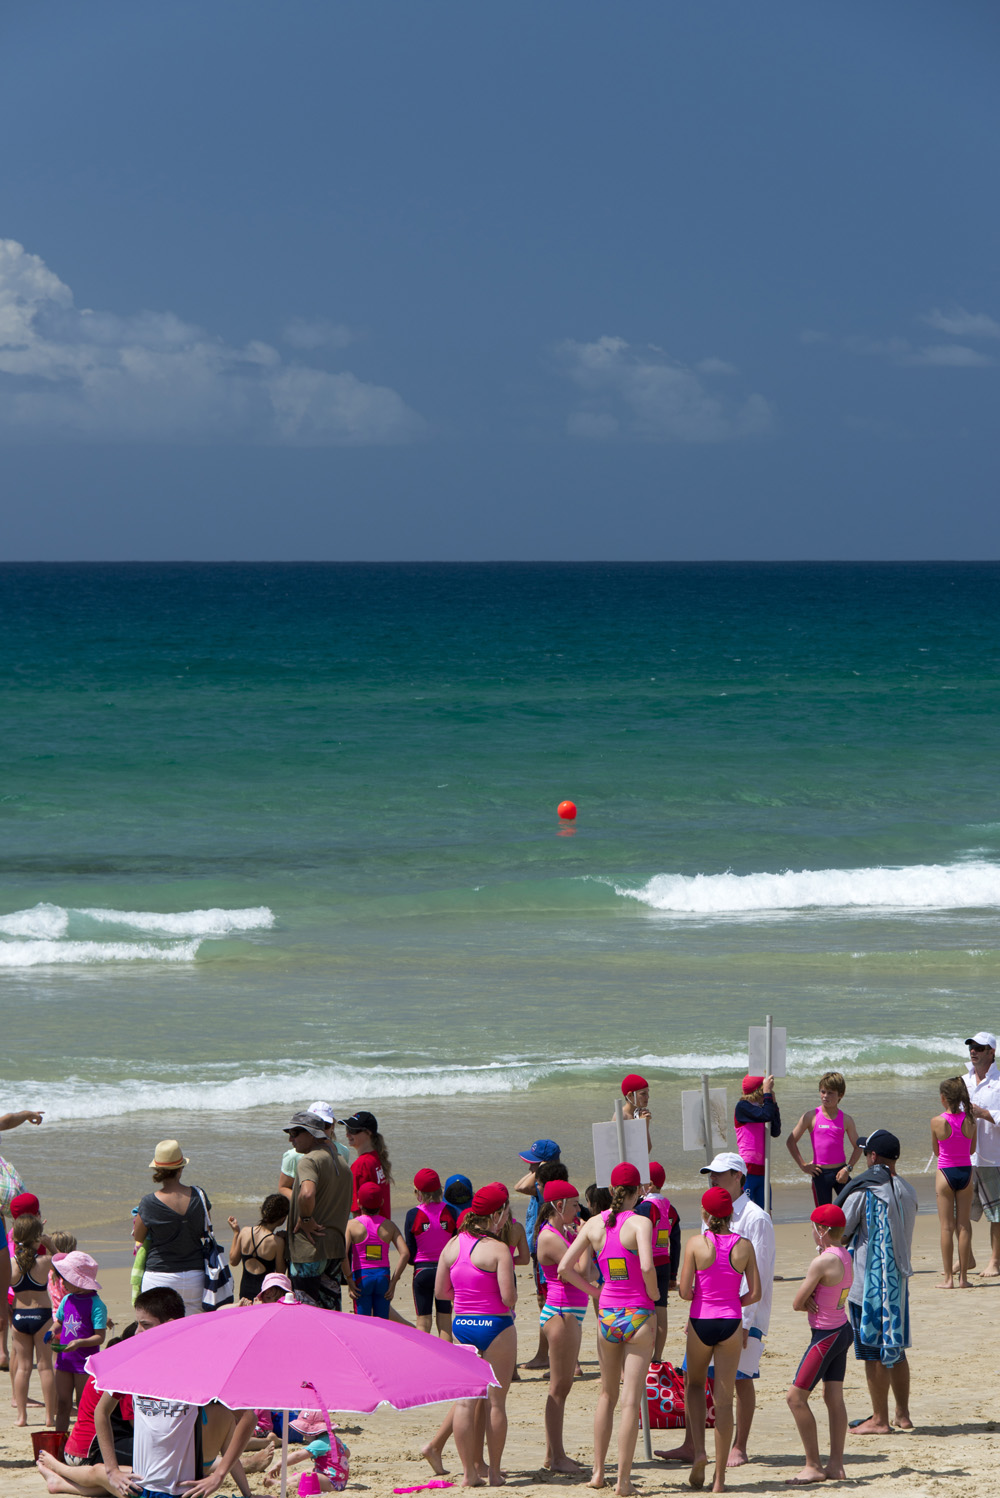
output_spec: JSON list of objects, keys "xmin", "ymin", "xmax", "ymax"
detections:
[
  {"xmin": 733, "ymin": 1077, "xmax": 781, "ymax": 1211},
  {"xmin": 786, "ymin": 1072, "xmax": 862, "ymax": 1208},
  {"xmin": 786, "ymin": 1205, "xmax": 854, "ymax": 1485}
]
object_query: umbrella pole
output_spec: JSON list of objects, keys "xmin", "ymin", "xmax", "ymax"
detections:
[{"xmin": 280, "ymin": 1411, "xmax": 289, "ymax": 1498}]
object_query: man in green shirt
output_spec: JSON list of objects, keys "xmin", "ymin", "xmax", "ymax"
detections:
[{"xmin": 284, "ymin": 1111, "xmax": 352, "ymax": 1311}]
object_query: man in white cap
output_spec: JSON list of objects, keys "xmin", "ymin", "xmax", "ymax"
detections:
[
  {"xmin": 965, "ymin": 1031, "xmax": 1000, "ymax": 1277},
  {"xmin": 654, "ymin": 1151, "xmax": 775, "ymax": 1470}
]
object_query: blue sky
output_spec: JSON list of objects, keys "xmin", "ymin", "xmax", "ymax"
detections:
[{"xmin": 1, "ymin": 1, "xmax": 997, "ymax": 558}]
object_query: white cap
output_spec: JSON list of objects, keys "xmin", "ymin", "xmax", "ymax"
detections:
[
  {"xmin": 306, "ymin": 1101, "xmax": 336, "ymax": 1125},
  {"xmin": 700, "ymin": 1151, "xmax": 747, "ymax": 1176},
  {"xmin": 966, "ymin": 1032, "xmax": 998, "ymax": 1051}
]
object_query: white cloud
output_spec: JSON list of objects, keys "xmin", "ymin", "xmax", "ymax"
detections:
[
  {"xmin": 282, "ymin": 317, "xmax": 355, "ymax": 351},
  {"xmin": 841, "ymin": 331, "xmax": 994, "ymax": 369},
  {"xmin": 0, "ymin": 240, "xmax": 425, "ymax": 444},
  {"xmin": 921, "ymin": 305, "xmax": 1000, "ymax": 340},
  {"xmin": 906, "ymin": 343, "xmax": 993, "ymax": 368},
  {"xmin": 555, "ymin": 335, "xmax": 773, "ymax": 443}
]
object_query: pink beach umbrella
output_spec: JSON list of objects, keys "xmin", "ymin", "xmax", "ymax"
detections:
[{"xmin": 87, "ymin": 1300, "xmax": 496, "ymax": 1497}]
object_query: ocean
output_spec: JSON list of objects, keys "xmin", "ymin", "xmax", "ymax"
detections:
[{"xmin": 2, "ymin": 562, "xmax": 998, "ymax": 1231}]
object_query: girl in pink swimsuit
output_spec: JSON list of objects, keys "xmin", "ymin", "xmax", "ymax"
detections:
[
  {"xmin": 433, "ymin": 1182, "xmax": 517, "ymax": 1488},
  {"xmin": 557, "ymin": 1161, "xmax": 656, "ymax": 1496},
  {"xmin": 342, "ymin": 1183, "xmax": 409, "ymax": 1318},
  {"xmin": 787, "ymin": 1204, "xmax": 854, "ymax": 1484},
  {"xmin": 679, "ymin": 1188, "xmax": 760, "ymax": 1493},
  {"xmin": 534, "ymin": 1180, "xmax": 595, "ymax": 1474},
  {"xmin": 931, "ymin": 1075, "xmax": 977, "ymax": 1289}
]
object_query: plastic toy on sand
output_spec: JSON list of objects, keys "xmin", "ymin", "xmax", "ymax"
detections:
[{"xmin": 557, "ymin": 800, "xmax": 577, "ymax": 820}]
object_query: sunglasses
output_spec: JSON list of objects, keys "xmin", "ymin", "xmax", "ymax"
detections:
[{"xmin": 969, "ymin": 1044, "xmax": 989, "ymax": 1053}]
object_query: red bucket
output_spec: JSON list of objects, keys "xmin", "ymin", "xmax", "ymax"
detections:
[{"xmin": 31, "ymin": 1430, "xmax": 67, "ymax": 1461}]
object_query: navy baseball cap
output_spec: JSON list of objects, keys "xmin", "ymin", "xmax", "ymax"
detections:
[
  {"xmin": 519, "ymin": 1138, "xmax": 560, "ymax": 1164},
  {"xmin": 443, "ymin": 1173, "xmax": 473, "ymax": 1208}
]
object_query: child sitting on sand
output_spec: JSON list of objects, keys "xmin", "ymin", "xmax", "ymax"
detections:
[{"xmin": 264, "ymin": 1410, "xmax": 350, "ymax": 1492}]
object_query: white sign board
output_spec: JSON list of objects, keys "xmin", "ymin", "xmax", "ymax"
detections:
[
  {"xmin": 748, "ymin": 1025, "xmax": 787, "ymax": 1079},
  {"xmin": 681, "ymin": 1088, "xmax": 729, "ymax": 1153},
  {"xmin": 592, "ymin": 1119, "xmax": 651, "ymax": 1188}
]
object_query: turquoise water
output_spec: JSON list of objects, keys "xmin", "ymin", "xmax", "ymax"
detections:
[{"xmin": 1, "ymin": 562, "xmax": 999, "ymax": 1202}]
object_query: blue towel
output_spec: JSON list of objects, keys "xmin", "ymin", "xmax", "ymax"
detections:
[{"xmin": 858, "ymin": 1189, "xmax": 906, "ymax": 1367}]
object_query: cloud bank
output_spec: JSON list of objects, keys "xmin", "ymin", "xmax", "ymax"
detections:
[
  {"xmin": 0, "ymin": 240, "xmax": 425, "ymax": 444},
  {"xmin": 555, "ymin": 336, "xmax": 773, "ymax": 442},
  {"xmin": 804, "ymin": 305, "xmax": 998, "ymax": 370}
]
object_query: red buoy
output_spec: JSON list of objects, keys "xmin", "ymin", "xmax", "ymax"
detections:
[{"xmin": 557, "ymin": 800, "xmax": 577, "ymax": 820}]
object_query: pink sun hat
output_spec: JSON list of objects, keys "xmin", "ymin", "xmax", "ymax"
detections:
[
  {"xmin": 290, "ymin": 1409, "xmax": 337, "ymax": 1436},
  {"xmin": 52, "ymin": 1251, "xmax": 101, "ymax": 1293}
]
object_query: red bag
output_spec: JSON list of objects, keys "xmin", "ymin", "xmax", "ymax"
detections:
[{"xmin": 640, "ymin": 1361, "xmax": 716, "ymax": 1430}]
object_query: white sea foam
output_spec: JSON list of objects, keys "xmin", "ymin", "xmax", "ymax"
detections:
[
  {"xmin": 76, "ymin": 906, "xmax": 275, "ymax": 936},
  {"xmin": 615, "ymin": 861, "xmax": 1000, "ymax": 916},
  {"xmin": 17, "ymin": 1036, "xmax": 973, "ymax": 1121},
  {"xmin": 0, "ymin": 902, "xmax": 69, "ymax": 939},
  {"xmin": 0, "ymin": 939, "xmax": 203, "ymax": 968},
  {"xmin": 0, "ymin": 903, "xmax": 274, "ymax": 966}
]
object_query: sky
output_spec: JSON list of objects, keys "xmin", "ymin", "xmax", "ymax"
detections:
[{"xmin": 1, "ymin": 1, "xmax": 998, "ymax": 560}]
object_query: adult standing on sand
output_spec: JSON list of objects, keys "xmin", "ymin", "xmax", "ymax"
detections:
[
  {"xmin": 0, "ymin": 1107, "xmax": 43, "ymax": 1189},
  {"xmin": 557, "ymin": 1161, "xmax": 656, "ymax": 1498},
  {"xmin": 284, "ymin": 1111, "xmax": 351, "ymax": 1311},
  {"xmin": 964, "ymin": 1030, "xmax": 1000, "ymax": 1277},
  {"xmin": 133, "ymin": 1140, "xmax": 212, "ymax": 1316},
  {"xmin": 341, "ymin": 1111, "xmax": 392, "ymax": 1218},
  {"xmin": 835, "ymin": 1129, "xmax": 918, "ymax": 1435}
]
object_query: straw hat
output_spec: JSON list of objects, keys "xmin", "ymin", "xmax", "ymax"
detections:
[{"xmin": 149, "ymin": 1139, "xmax": 189, "ymax": 1170}]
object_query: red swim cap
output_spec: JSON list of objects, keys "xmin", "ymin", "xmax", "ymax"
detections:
[
  {"xmin": 413, "ymin": 1168, "xmax": 441, "ymax": 1193},
  {"xmin": 543, "ymin": 1180, "xmax": 579, "ymax": 1203},
  {"xmin": 648, "ymin": 1161, "xmax": 666, "ymax": 1190},
  {"xmin": 701, "ymin": 1187, "xmax": 734, "ymax": 1218},
  {"xmin": 358, "ymin": 1183, "xmax": 383, "ymax": 1212},
  {"xmin": 621, "ymin": 1073, "xmax": 649, "ymax": 1095},
  {"xmin": 470, "ymin": 1182, "xmax": 509, "ymax": 1216},
  {"xmin": 810, "ymin": 1204, "xmax": 846, "ymax": 1229},
  {"xmin": 611, "ymin": 1162, "xmax": 641, "ymax": 1190},
  {"xmin": 10, "ymin": 1193, "xmax": 40, "ymax": 1219},
  {"xmin": 742, "ymin": 1075, "xmax": 765, "ymax": 1094}
]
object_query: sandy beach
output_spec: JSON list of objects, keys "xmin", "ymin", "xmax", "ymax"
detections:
[{"xmin": 3, "ymin": 1212, "xmax": 996, "ymax": 1498}]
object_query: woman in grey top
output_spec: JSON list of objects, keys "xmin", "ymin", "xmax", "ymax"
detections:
[{"xmin": 133, "ymin": 1139, "xmax": 209, "ymax": 1316}]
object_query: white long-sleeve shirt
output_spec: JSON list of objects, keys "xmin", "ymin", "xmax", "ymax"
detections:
[
  {"xmin": 730, "ymin": 1189, "xmax": 775, "ymax": 1336},
  {"xmin": 966, "ymin": 1061, "xmax": 1000, "ymax": 1167}
]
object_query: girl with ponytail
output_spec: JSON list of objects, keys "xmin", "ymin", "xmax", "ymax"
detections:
[
  {"xmin": 433, "ymin": 1183, "xmax": 517, "ymax": 1487},
  {"xmin": 679, "ymin": 1187, "xmax": 760, "ymax": 1491},
  {"xmin": 932, "ymin": 1075, "xmax": 976, "ymax": 1288},
  {"xmin": 557, "ymin": 1162, "xmax": 656, "ymax": 1495}
]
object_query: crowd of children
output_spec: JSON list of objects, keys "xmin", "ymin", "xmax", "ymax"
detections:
[{"xmin": 3, "ymin": 1048, "xmax": 997, "ymax": 1497}]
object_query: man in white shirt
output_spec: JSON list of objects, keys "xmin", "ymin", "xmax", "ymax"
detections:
[
  {"xmin": 965, "ymin": 1030, "xmax": 1000, "ymax": 1277},
  {"xmin": 654, "ymin": 1151, "xmax": 776, "ymax": 1471}
]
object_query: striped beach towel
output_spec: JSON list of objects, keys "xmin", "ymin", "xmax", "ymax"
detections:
[{"xmin": 859, "ymin": 1189, "xmax": 905, "ymax": 1367}]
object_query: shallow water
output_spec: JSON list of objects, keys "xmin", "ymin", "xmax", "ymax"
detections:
[{"xmin": 0, "ymin": 563, "xmax": 996, "ymax": 1218}]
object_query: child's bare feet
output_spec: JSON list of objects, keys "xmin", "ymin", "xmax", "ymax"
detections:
[{"xmin": 421, "ymin": 1442, "xmax": 448, "ymax": 1475}]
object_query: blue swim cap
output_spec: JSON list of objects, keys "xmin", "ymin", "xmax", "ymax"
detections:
[{"xmin": 444, "ymin": 1173, "xmax": 473, "ymax": 1208}]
